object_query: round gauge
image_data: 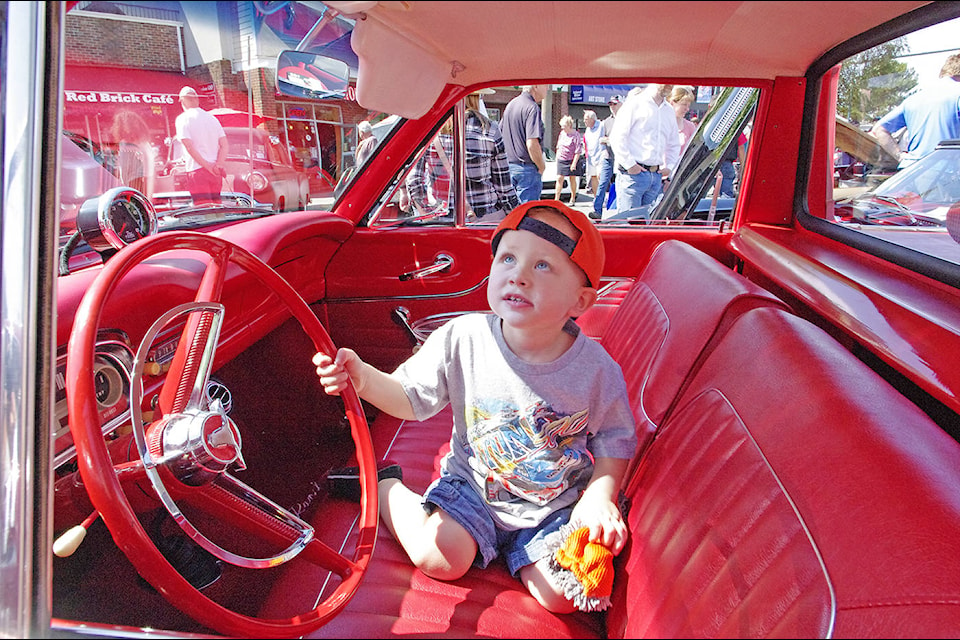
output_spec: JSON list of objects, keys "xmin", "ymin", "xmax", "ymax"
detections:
[
  {"xmin": 77, "ymin": 187, "xmax": 158, "ymax": 252},
  {"xmin": 92, "ymin": 358, "xmax": 125, "ymax": 410}
]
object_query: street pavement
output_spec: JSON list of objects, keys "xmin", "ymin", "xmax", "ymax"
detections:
[{"xmin": 545, "ymin": 187, "xmax": 617, "ymax": 219}]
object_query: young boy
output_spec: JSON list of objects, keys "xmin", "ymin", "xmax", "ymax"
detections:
[{"xmin": 313, "ymin": 200, "xmax": 636, "ymax": 613}]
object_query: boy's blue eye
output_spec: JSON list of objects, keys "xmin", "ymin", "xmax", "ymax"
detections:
[
  {"xmin": 535, "ymin": 260, "xmax": 549, "ymax": 270},
  {"xmin": 502, "ymin": 254, "xmax": 515, "ymax": 264}
]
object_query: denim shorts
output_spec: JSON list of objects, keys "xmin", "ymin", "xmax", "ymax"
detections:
[{"xmin": 422, "ymin": 474, "xmax": 573, "ymax": 577}]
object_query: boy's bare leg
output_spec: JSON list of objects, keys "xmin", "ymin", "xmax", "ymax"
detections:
[
  {"xmin": 520, "ymin": 557, "xmax": 576, "ymax": 613},
  {"xmin": 378, "ymin": 478, "xmax": 477, "ymax": 581}
]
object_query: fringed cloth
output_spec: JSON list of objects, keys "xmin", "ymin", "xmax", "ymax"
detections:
[{"xmin": 544, "ymin": 522, "xmax": 615, "ymax": 612}]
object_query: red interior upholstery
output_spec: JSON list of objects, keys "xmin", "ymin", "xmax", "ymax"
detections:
[
  {"xmin": 609, "ymin": 306, "xmax": 960, "ymax": 637},
  {"xmin": 270, "ymin": 240, "xmax": 960, "ymax": 638},
  {"xmin": 574, "ymin": 278, "xmax": 634, "ymax": 341},
  {"xmin": 593, "ymin": 239, "xmax": 788, "ymax": 459},
  {"xmin": 299, "ymin": 409, "xmax": 606, "ymax": 638}
]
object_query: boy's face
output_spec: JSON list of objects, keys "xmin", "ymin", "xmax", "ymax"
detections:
[{"xmin": 487, "ymin": 211, "xmax": 597, "ymax": 334}]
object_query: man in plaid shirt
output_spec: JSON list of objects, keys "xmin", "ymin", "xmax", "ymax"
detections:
[{"xmin": 407, "ymin": 93, "xmax": 519, "ymax": 222}]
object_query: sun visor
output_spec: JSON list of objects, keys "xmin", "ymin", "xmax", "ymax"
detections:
[{"xmin": 350, "ymin": 14, "xmax": 449, "ymax": 119}]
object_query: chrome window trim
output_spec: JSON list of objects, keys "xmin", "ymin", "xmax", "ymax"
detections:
[{"xmin": 0, "ymin": 1, "xmax": 54, "ymax": 636}]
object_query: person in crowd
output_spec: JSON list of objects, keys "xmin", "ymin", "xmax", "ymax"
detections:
[
  {"xmin": 669, "ymin": 85, "xmax": 698, "ymax": 156},
  {"xmin": 461, "ymin": 91, "xmax": 520, "ymax": 221},
  {"xmin": 356, "ymin": 120, "xmax": 379, "ymax": 165},
  {"xmin": 406, "ymin": 91, "xmax": 520, "ymax": 222},
  {"xmin": 554, "ymin": 115, "xmax": 584, "ymax": 204},
  {"xmin": 500, "ymin": 85, "xmax": 549, "ymax": 202},
  {"xmin": 719, "ymin": 129, "xmax": 747, "ymax": 198},
  {"xmin": 595, "ymin": 95, "xmax": 622, "ymax": 220},
  {"xmin": 405, "ymin": 91, "xmax": 519, "ymax": 222},
  {"xmin": 405, "ymin": 117, "xmax": 454, "ymax": 217},
  {"xmin": 582, "ymin": 110, "xmax": 603, "ymax": 198},
  {"xmin": 111, "ymin": 110, "xmax": 154, "ymax": 197},
  {"xmin": 871, "ymin": 53, "xmax": 960, "ymax": 169},
  {"xmin": 313, "ymin": 200, "xmax": 636, "ymax": 614},
  {"xmin": 174, "ymin": 86, "xmax": 227, "ymax": 205},
  {"xmin": 609, "ymin": 84, "xmax": 680, "ymax": 216}
]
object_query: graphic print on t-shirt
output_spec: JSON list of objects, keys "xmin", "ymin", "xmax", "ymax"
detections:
[{"xmin": 466, "ymin": 400, "xmax": 593, "ymax": 505}]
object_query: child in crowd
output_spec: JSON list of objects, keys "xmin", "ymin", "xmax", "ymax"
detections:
[{"xmin": 313, "ymin": 200, "xmax": 636, "ymax": 613}]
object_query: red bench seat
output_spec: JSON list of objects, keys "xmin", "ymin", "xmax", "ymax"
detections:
[{"xmin": 270, "ymin": 241, "xmax": 960, "ymax": 638}]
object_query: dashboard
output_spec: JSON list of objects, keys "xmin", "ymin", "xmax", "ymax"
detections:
[
  {"xmin": 53, "ymin": 319, "xmax": 233, "ymax": 475},
  {"xmin": 54, "ymin": 332, "xmax": 134, "ymax": 471}
]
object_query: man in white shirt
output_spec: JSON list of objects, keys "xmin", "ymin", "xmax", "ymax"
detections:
[
  {"xmin": 582, "ymin": 110, "xmax": 603, "ymax": 198},
  {"xmin": 175, "ymin": 86, "xmax": 227, "ymax": 205},
  {"xmin": 609, "ymin": 84, "xmax": 680, "ymax": 217}
]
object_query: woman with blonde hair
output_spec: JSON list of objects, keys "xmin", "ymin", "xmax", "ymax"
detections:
[
  {"xmin": 555, "ymin": 114, "xmax": 583, "ymax": 203},
  {"xmin": 669, "ymin": 85, "xmax": 698, "ymax": 156}
]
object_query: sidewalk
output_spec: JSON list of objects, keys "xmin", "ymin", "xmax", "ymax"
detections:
[{"xmin": 547, "ymin": 188, "xmax": 617, "ymax": 219}]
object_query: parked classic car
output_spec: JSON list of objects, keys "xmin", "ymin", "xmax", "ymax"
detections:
[
  {"xmin": 155, "ymin": 127, "xmax": 310, "ymax": 212},
  {"xmin": 834, "ymin": 138, "xmax": 960, "ymax": 227},
  {"xmin": 221, "ymin": 126, "xmax": 311, "ymax": 212},
  {"xmin": 5, "ymin": 2, "xmax": 960, "ymax": 639}
]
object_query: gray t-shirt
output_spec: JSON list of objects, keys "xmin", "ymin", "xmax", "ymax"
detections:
[{"xmin": 394, "ymin": 313, "xmax": 637, "ymax": 530}]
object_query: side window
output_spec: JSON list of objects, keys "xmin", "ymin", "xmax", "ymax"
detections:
[
  {"xmin": 366, "ymin": 84, "xmax": 757, "ymax": 229},
  {"xmin": 821, "ymin": 16, "xmax": 960, "ymax": 272},
  {"xmin": 266, "ymin": 137, "xmax": 283, "ymax": 164},
  {"xmin": 405, "ymin": 116, "xmax": 455, "ymax": 219},
  {"xmin": 368, "ymin": 114, "xmax": 456, "ymax": 227}
]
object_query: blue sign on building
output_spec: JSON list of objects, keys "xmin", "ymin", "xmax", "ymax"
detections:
[{"xmin": 568, "ymin": 84, "xmax": 638, "ymax": 104}]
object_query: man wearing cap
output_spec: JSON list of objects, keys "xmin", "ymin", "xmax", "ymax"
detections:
[
  {"xmin": 593, "ymin": 95, "xmax": 622, "ymax": 219},
  {"xmin": 313, "ymin": 199, "xmax": 636, "ymax": 614},
  {"xmin": 175, "ymin": 86, "xmax": 227, "ymax": 205},
  {"xmin": 609, "ymin": 84, "xmax": 680, "ymax": 218},
  {"xmin": 500, "ymin": 85, "xmax": 549, "ymax": 203}
]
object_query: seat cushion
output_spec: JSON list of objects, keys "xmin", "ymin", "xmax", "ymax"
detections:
[
  {"xmin": 288, "ymin": 408, "xmax": 605, "ymax": 638},
  {"xmin": 600, "ymin": 240, "xmax": 789, "ymax": 458},
  {"xmin": 608, "ymin": 388, "xmax": 835, "ymax": 638}
]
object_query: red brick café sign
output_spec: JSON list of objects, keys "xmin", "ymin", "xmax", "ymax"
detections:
[{"xmin": 64, "ymin": 90, "xmax": 177, "ymax": 105}]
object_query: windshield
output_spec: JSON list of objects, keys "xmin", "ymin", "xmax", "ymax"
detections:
[{"xmin": 58, "ymin": 0, "xmax": 391, "ymax": 271}]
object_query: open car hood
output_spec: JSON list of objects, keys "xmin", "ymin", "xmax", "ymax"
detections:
[{"xmin": 835, "ymin": 117, "xmax": 899, "ymax": 169}]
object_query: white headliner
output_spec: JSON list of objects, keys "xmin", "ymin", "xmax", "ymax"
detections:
[{"xmin": 327, "ymin": 1, "xmax": 932, "ymax": 118}]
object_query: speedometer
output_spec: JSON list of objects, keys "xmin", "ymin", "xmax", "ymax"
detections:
[{"xmin": 93, "ymin": 361, "xmax": 124, "ymax": 407}]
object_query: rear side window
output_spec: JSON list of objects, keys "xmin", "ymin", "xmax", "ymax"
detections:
[{"xmin": 814, "ymin": 15, "xmax": 960, "ymax": 279}]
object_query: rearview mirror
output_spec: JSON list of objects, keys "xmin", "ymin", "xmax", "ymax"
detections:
[{"xmin": 276, "ymin": 50, "xmax": 350, "ymax": 99}]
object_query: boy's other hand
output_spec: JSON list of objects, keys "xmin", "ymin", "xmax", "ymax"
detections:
[{"xmin": 571, "ymin": 498, "xmax": 628, "ymax": 556}]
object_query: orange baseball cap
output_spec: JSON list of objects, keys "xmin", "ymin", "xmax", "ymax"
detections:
[{"xmin": 491, "ymin": 200, "xmax": 605, "ymax": 288}]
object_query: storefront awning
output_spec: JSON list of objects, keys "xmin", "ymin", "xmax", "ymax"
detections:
[{"xmin": 64, "ymin": 65, "xmax": 192, "ymax": 110}]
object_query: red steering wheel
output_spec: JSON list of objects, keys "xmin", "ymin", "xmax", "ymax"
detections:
[{"xmin": 66, "ymin": 232, "xmax": 379, "ymax": 637}]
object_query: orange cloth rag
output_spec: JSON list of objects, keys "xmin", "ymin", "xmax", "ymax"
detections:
[{"xmin": 553, "ymin": 525, "xmax": 614, "ymax": 599}]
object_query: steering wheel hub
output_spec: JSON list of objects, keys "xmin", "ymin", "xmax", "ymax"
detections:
[{"xmin": 160, "ymin": 401, "xmax": 245, "ymax": 485}]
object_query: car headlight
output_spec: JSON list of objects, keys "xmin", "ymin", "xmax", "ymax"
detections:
[{"xmin": 245, "ymin": 171, "xmax": 269, "ymax": 192}]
